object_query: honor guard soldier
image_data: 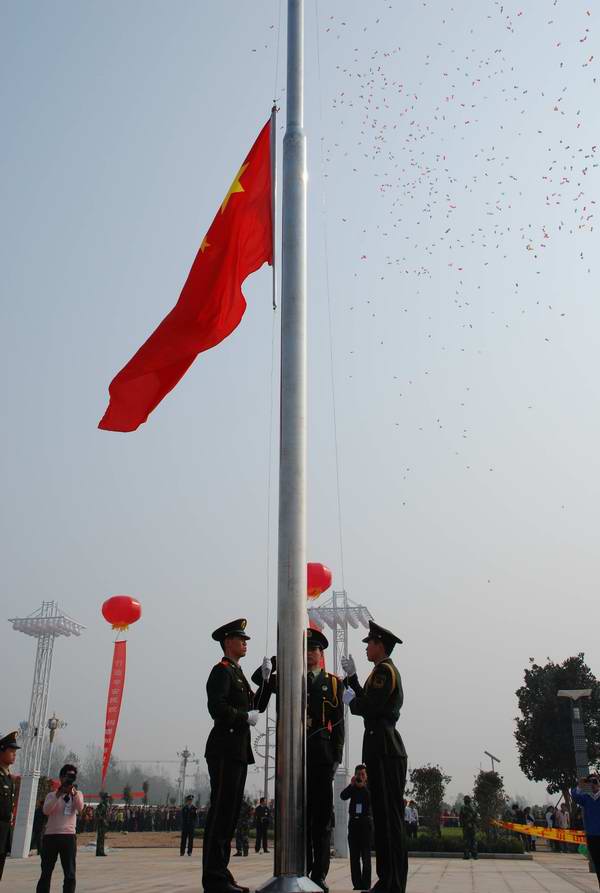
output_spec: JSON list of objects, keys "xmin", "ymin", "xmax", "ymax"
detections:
[
  {"xmin": 202, "ymin": 619, "xmax": 271, "ymax": 893},
  {"xmin": 342, "ymin": 621, "xmax": 407, "ymax": 893},
  {"xmin": 0, "ymin": 731, "xmax": 19, "ymax": 883},
  {"xmin": 305, "ymin": 628, "xmax": 344, "ymax": 893},
  {"xmin": 252, "ymin": 628, "xmax": 344, "ymax": 891}
]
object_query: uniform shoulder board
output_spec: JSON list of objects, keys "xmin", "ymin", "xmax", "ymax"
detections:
[{"xmin": 374, "ymin": 662, "xmax": 396, "ymax": 691}]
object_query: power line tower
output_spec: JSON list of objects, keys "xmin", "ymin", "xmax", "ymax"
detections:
[
  {"xmin": 308, "ymin": 590, "xmax": 373, "ymax": 857},
  {"xmin": 9, "ymin": 601, "xmax": 84, "ymax": 858}
]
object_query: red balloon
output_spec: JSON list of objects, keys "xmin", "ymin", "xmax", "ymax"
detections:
[
  {"xmin": 307, "ymin": 563, "xmax": 332, "ymax": 599},
  {"xmin": 102, "ymin": 595, "xmax": 142, "ymax": 631}
]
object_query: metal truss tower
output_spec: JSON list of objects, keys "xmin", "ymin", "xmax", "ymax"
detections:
[
  {"xmin": 307, "ymin": 590, "xmax": 373, "ymax": 857},
  {"xmin": 9, "ymin": 601, "xmax": 84, "ymax": 858}
]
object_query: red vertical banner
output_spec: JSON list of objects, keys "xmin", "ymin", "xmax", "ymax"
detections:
[{"xmin": 101, "ymin": 640, "xmax": 126, "ymax": 786}]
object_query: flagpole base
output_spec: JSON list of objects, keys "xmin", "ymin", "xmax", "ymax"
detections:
[{"xmin": 257, "ymin": 876, "xmax": 321, "ymax": 893}]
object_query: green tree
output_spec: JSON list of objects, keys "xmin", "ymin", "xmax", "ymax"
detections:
[
  {"xmin": 142, "ymin": 780, "xmax": 150, "ymax": 806},
  {"xmin": 473, "ymin": 770, "xmax": 506, "ymax": 837},
  {"xmin": 409, "ymin": 764, "xmax": 451, "ymax": 837},
  {"xmin": 123, "ymin": 784, "xmax": 132, "ymax": 806},
  {"xmin": 515, "ymin": 654, "xmax": 600, "ymax": 811}
]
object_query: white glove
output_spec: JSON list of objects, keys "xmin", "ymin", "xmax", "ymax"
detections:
[
  {"xmin": 341, "ymin": 654, "xmax": 356, "ymax": 677},
  {"xmin": 261, "ymin": 656, "xmax": 272, "ymax": 680},
  {"xmin": 247, "ymin": 710, "xmax": 260, "ymax": 726},
  {"xmin": 342, "ymin": 687, "xmax": 356, "ymax": 705}
]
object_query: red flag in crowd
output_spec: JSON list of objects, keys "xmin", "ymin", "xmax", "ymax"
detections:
[{"xmin": 99, "ymin": 120, "xmax": 273, "ymax": 432}]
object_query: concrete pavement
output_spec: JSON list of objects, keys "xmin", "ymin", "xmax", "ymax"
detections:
[{"xmin": 4, "ymin": 848, "xmax": 599, "ymax": 892}]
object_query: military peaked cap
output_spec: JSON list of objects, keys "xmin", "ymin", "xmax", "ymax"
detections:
[
  {"xmin": 0, "ymin": 731, "xmax": 20, "ymax": 750},
  {"xmin": 211, "ymin": 618, "xmax": 250, "ymax": 642},
  {"xmin": 306, "ymin": 627, "xmax": 329, "ymax": 650},
  {"xmin": 362, "ymin": 619, "xmax": 403, "ymax": 652}
]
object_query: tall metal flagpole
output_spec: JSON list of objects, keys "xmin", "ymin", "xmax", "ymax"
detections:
[{"xmin": 259, "ymin": 2, "xmax": 317, "ymax": 891}]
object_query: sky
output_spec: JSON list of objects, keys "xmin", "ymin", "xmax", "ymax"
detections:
[{"xmin": 1, "ymin": 0, "xmax": 599, "ymax": 806}]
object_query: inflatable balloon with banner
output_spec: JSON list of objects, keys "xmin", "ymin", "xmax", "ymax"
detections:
[{"xmin": 100, "ymin": 595, "xmax": 141, "ymax": 787}]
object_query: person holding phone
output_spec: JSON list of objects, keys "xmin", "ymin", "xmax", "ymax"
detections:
[
  {"xmin": 571, "ymin": 774, "xmax": 600, "ymax": 887},
  {"xmin": 36, "ymin": 763, "xmax": 83, "ymax": 893},
  {"xmin": 340, "ymin": 765, "xmax": 372, "ymax": 890}
]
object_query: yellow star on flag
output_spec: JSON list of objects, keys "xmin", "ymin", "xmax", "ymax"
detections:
[
  {"xmin": 221, "ymin": 162, "xmax": 249, "ymax": 214},
  {"xmin": 200, "ymin": 237, "xmax": 210, "ymax": 253}
]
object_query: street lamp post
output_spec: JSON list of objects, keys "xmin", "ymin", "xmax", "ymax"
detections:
[
  {"xmin": 557, "ymin": 689, "xmax": 593, "ymax": 874},
  {"xmin": 46, "ymin": 713, "xmax": 67, "ymax": 778},
  {"xmin": 484, "ymin": 751, "xmax": 501, "ymax": 773},
  {"xmin": 557, "ymin": 689, "xmax": 592, "ymax": 780}
]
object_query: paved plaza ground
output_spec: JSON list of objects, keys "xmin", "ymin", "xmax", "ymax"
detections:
[{"xmin": 4, "ymin": 848, "xmax": 600, "ymax": 893}]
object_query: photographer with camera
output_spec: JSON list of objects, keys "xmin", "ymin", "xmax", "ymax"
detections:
[
  {"xmin": 36, "ymin": 764, "xmax": 83, "ymax": 893},
  {"xmin": 340, "ymin": 765, "xmax": 372, "ymax": 890}
]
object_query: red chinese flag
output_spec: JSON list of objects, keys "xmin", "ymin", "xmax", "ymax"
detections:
[{"xmin": 99, "ymin": 120, "xmax": 273, "ymax": 432}]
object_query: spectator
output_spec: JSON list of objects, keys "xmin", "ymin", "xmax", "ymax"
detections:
[
  {"xmin": 36, "ymin": 764, "xmax": 83, "ymax": 893},
  {"xmin": 254, "ymin": 797, "xmax": 271, "ymax": 854},
  {"xmin": 459, "ymin": 795, "xmax": 478, "ymax": 860},
  {"xmin": 523, "ymin": 807, "xmax": 536, "ymax": 852},
  {"xmin": 340, "ymin": 765, "xmax": 372, "ymax": 890},
  {"xmin": 404, "ymin": 800, "xmax": 418, "ymax": 840},
  {"xmin": 554, "ymin": 804, "xmax": 569, "ymax": 853}
]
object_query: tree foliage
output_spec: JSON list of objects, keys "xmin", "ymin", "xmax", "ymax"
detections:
[
  {"xmin": 473, "ymin": 770, "xmax": 506, "ymax": 836},
  {"xmin": 515, "ymin": 654, "xmax": 600, "ymax": 805},
  {"xmin": 409, "ymin": 764, "xmax": 451, "ymax": 837}
]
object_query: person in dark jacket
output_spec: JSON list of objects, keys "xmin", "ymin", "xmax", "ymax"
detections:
[
  {"xmin": 340, "ymin": 765, "xmax": 372, "ymax": 890},
  {"xmin": 202, "ymin": 619, "xmax": 271, "ymax": 893},
  {"xmin": 0, "ymin": 731, "xmax": 19, "ymax": 883},
  {"xmin": 253, "ymin": 798, "xmax": 270, "ymax": 853},
  {"xmin": 342, "ymin": 620, "xmax": 407, "ymax": 893},
  {"xmin": 180, "ymin": 795, "xmax": 197, "ymax": 856},
  {"xmin": 572, "ymin": 775, "xmax": 600, "ymax": 887}
]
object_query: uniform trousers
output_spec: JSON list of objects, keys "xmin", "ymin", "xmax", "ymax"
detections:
[
  {"xmin": 586, "ymin": 836, "xmax": 600, "ymax": 886},
  {"xmin": 255, "ymin": 822, "xmax": 269, "ymax": 852},
  {"xmin": 366, "ymin": 755, "xmax": 408, "ymax": 893},
  {"xmin": 180, "ymin": 826, "xmax": 195, "ymax": 855},
  {"xmin": 307, "ymin": 762, "xmax": 334, "ymax": 883},
  {"xmin": 0, "ymin": 819, "xmax": 11, "ymax": 882},
  {"xmin": 348, "ymin": 817, "xmax": 372, "ymax": 889},
  {"xmin": 202, "ymin": 757, "xmax": 247, "ymax": 891},
  {"xmin": 36, "ymin": 834, "xmax": 77, "ymax": 893}
]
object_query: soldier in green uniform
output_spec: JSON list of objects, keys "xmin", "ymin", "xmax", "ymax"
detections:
[
  {"xmin": 233, "ymin": 799, "xmax": 251, "ymax": 857},
  {"xmin": 342, "ymin": 620, "xmax": 407, "ymax": 893},
  {"xmin": 202, "ymin": 619, "xmax": 271, "ymax": 893},
  {"xmin": 0, "ymin": 731, "xmax": 19, "ymax": 883},
  {"xmin": 459, "ymin": 796, "xmax": 478, "ymax": 860},
  {"xmin": 250, "ymin": 628, "xmax": 344, "ymax": 892},
  {"xmin": 305, "ymin": 628, "xmax": 344, "ymax": 893},
  {"xmin": 95, "ymin": 792, "xmax": 111, "ymax": 857}
]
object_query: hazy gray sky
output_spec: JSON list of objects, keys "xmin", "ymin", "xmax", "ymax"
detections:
[{"xmin": 2, "ymin": 0, "xmax": 599, "ymax": 805}]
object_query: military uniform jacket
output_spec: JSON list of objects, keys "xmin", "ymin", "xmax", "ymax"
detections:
[
  {"xmin": 205, "ymin": 657, "xmax": 269, "ymax": 764},
  {"xmin": 307, "ymin": 669, "xmax": 344, "ymax": 767},
  {"xmin": 0, "ymin": 767, "xmax": 15, "ymax": 855},
  {"xmin": 347, "ymin": 658, "xmax": 406, "ymax": 762}
]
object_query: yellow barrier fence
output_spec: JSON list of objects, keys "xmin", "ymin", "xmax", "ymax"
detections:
[{"xmin": 493, "ymin": 819, "xmax": 586, "ymax": 845}]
